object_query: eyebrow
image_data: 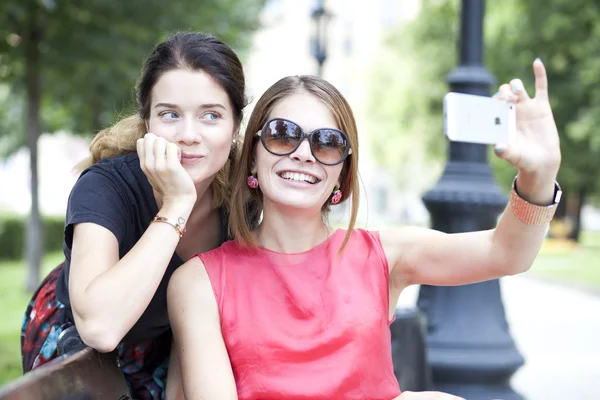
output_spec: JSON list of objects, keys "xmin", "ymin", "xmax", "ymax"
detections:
[{"xmin": 154, "ymin": 102, "xmax": 228, "ymax": 110}]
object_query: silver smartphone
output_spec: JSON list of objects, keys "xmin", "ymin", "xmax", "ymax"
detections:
[{"xmin": 443, "ymin": 92, "xmax": 516, "ymax": 145}]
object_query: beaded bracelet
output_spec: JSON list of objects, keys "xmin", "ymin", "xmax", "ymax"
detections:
[{"xmin": 510, "ymin": 176, "xmax": 562, "ymax": 226}]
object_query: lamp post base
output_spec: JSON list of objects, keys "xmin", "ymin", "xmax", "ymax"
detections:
[{"xmin": 418, "ymin": 279, "xmax": 525, "ymax": 400}]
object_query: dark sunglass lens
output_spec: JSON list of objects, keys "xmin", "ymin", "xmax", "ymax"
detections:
[
  {"xmin": 311, "ymin": 129, "xmax": 348, "ymax": 164},
  {"xmin": 265, "ymin": 120, "xmax": 301, "ymax": 155}
]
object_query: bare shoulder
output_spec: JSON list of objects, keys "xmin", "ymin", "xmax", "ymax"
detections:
[
  {"xmin": 172, "ymin": 256, "xmax": 208, "ymax": 281},
  {"xmin": 168, "ymin": 256, "xmax": 214, "ymax": 306}
]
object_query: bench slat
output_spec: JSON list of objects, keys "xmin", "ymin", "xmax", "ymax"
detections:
[{"xmin": 0, "ymin": 348, "xmax": 130, "ymax": 400}]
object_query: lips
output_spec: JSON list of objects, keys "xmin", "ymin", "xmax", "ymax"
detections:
[
  {"xmin": 277, "ymin": 170, "xmax": 321, "ymax": 184},
  {"xmin": 180, "ymin": 154, "xmax": 204, "ymax": 165}
]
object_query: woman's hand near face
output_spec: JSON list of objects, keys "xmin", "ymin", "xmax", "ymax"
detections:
[{"xmin": 137, "ymin": 133, "xmax": 197, "ymax": 208}]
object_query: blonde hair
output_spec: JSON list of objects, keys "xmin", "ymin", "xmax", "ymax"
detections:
[
  {"xmin": 74, "ymin": 115, "xmax": 145, "ymax": 172},
  {"xmin": 73, "ymin": 32, "xmax": 248, "ymax": 209},
  {"xmin": 229, "ymin": 75, "xmax": 360, "ymax": 250}
]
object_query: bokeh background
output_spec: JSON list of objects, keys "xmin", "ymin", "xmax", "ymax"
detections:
[{"xmin": 1, "ymin": 0, "xmax": 599, "ymax": 399}]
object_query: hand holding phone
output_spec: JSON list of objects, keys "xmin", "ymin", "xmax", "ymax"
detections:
[{"xmin": 442, "ymin": 59, "xmax": 560, "ymax": 181}]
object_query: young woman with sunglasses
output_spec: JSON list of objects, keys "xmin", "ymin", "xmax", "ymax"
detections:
[
  {"xmin": 168, "ymin": 59, "xmax": 561, "ymax": 400},
  {"xmin": 20, "ymin": 32, "xmax": 250, "ymax": 400}
]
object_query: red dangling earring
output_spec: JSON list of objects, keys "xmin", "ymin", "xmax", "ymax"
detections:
[
  {"xmin": 247, "ymin": 174, "xmax": 259, "ymax": 189},
  {"xmin": 331, "ymin": 185, "xmax": 342, "ymax": 204}
]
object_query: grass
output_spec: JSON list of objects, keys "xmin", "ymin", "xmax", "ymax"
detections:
[
  {"xmin": 0, "ymin": 232, "xmax": 598, "ymax": 387},
  {"xmin": 529, "ymin": 231, "xmax": 600, "ymax": 292},
  {"xmin": 0, "ymin": 252, "xmax": 62, "ymax": 386}
]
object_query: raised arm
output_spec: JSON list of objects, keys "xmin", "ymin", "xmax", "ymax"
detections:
[
  {"xmin": 383, "ymin": 58, "xmax": 561, "ymax": 291},
  {"xmin": 69, "ymin": 134, "xmax": 197, "ymax": 352},
  {"xmin": 167, "ymin": 257, "xmax": 238, "ymax": 400}
]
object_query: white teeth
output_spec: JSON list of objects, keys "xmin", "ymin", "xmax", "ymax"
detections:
[{"xmin": 279, "ymin": 171, "xmax": 318, "ymax": 184}]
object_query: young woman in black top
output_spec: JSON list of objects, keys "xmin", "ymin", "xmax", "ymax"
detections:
[{"xmin": 20, "ymin": 31, "xmax": 248, "ymax": 399}]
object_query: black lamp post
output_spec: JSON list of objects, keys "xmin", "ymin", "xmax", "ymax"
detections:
[
  {"xmin": 417, "ymin": 1, "xmax": 525, "ymax": 399},
  {"xmin": 310, "ymin": 0, "xmax": 330, "ymax": 77}
]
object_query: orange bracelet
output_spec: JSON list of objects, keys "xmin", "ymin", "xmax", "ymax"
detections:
[
  {"xmin": 510, "ymin": 176, "xmax": 562, "ymax": 226},
  {"xmin": 151, "ymin": 215, "xmax": 186, "ymax": 238}
]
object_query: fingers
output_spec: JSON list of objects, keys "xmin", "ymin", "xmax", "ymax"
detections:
[
  {"xmin": 494, "ymin": 57, "xmax": 548, "ymax": 102},
  {"xmin": 154, "ymin": 136, "xmax": 167, "ymax": 171},
  {"xmin": 497, "ymin": 83, "xmax": 516, "ymax": 103},
  {"xmin": 139, "ymin": 133, "xmax": 177, "ymax": 174},
  {"xmin": 136, "ymin": 137, "xmax": 145, "ymax": 167},
  {"xmin": 533, "ymin": 57, "xmax": 548, "ymax": 99},
  {"xmin": 493, "ymin": 141, "xmax": 522, "ymax": 168},
  {"xmin": 509, "ymin": 78, "xmax": 530, "ymax": 102},
  {"xmin": 143, "ymin": 133, "xmax": 156, "ymax": 171},
  {"xmin": 166, "ymin": 142, "xmax": 181, "ymax": 170}
]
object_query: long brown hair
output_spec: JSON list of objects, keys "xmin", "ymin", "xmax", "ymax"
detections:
[
  {"xmin": 74, "ymin": 32, "xmax": 247, "ymax": 208},
  {"xmin": 229, "ymin": 75, "xmax": 360, "ymax": 250}
]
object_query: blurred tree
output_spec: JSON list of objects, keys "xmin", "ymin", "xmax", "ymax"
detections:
[
  {"xmin": 0, "ymin": 0, "xmax": 265, "ymax": 292},
  {"xmin": 486, "ymin": 0, "xmax": 600, "ymax": 242},
  {"xmin": 365, "ymin": 0, "xmax": 457, "ymax": 196},
  {"xmin": 367, "ymin": 0, "xmax": 600, "ymax": 241}
]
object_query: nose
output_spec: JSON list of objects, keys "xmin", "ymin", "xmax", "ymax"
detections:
[
  {"xmin": 175, "ymin": 117, "xmax": 198, "ymax": 145},
  {"xmin": 290, "ymin": 138, "xmax": 315, "ymax": 164}
]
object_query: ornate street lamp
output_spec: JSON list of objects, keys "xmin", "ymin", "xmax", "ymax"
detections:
[
  {"xmin": 310, "ymin": 0, "xmax": 330, "ymax": 77},
  {"xmin": 417, "ymin": 1, "xmax": 525, "ymax": 399}
]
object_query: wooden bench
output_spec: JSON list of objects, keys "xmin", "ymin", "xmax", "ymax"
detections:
[{"xmin": 0, "ymin": 347, "xmax": 130, "ymax": 400}]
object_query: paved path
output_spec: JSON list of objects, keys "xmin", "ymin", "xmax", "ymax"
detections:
[{"xmin": 397, "ymin": 275, "xmax": 600, "ymax": 400}]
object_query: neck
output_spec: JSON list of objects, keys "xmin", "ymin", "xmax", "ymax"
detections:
[{"xmin": 256, "ymin": 202, "xmax": 333, "ymax": 253}]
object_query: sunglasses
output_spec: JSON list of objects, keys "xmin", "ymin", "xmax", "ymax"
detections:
[{"xmin": 257, "ymin": 118, "xmax": 352, "ymax": 166}]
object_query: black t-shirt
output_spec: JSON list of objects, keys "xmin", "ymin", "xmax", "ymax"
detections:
[{"xmin": 54, "ymin": 152, "xmax": 229, "ymax": 343}]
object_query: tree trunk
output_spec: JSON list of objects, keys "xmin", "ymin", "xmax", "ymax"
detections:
[
  {"xmin": 24, "ymin": 5, "xmax": 44, "ymax": 293},
  {"xmin": 567, "ymin": 188, "xmax": 586, "ymax": 242}
]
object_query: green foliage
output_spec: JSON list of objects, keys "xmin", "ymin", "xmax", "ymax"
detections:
[
  {"xmin": 0, "ymin": 0, "xmax": 266, "ymax": 140},
  {"xmin": 368, "ymin": 0, "xmax": 600, "ymax": 198},
  {"xmin": 486, "ymin": 0, "xmax": 600, "ymax": 194},
  {"xmin": 0, "ymin": 214, "xmax": 64, "ymax": 261},
  {"xmin": 366, "ymin": 0, "xmax": 460, "ymax": 192}
]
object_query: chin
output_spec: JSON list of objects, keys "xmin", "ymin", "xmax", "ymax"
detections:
[
  {"xmin": 186, "ymin": 168, "xmax": 217, "ymax": 186},
  {"xmin": 272, "ymin": 196, "xmax": 324, "ymax": 212}
]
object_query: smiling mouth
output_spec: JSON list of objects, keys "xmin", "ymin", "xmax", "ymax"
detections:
[{"xmin": 277, "ymin": 171, "xmax": 321, "ymax": 184}]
